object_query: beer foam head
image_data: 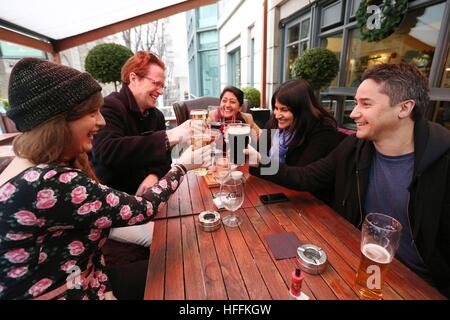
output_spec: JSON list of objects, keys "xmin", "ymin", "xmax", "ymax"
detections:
[
  {"xmin": 227, "ymin": 125, "xmax": 251, "ymax": 135},
  {"xmin": 190, "ymin": 110, "xmax": 208, "ymax": 115},
  {"xmin": 362, "ymin": 243, "xmax": 391, "ymax": 264}
]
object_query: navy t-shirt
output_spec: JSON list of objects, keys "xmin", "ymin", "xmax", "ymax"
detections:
[{"xmin": 364, "ymin": 150, "xmax": 431, "ymax": 282}]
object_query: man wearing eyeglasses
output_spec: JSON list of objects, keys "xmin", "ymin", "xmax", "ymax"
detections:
[{"xmin": 91, "ymin": 51, "xmax": 191, "ymax": 249}]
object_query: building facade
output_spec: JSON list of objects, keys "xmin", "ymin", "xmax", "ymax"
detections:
[{"xmin": 186, "ymin": 3, "xmax": 220, "ymax": 98}]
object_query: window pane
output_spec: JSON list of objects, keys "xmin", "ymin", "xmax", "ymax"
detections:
[
  {"xmin": 287, "ymin": 24, "xmax": 300, "ymax": 44},
  {"xmin": 199, "ymin": 31, "xmax": 218, "ymax": 50},
  {"xmin": 346, "ymin": 2, "xmax": 445, "ymax": 87},
  {"xmin": 299, "ymin": 40, "xmax": 308, "ymax": 54},
  {"xmin": 0, "ymin": 41, "xmax": 45, "ymax": 59},
  {"xmin": 321, "ymin": 1, "xmax": 343, "ymax": 28},
  {"xmin": 228, "ymin": 49, "xmax": 241, "ymax": 87},
  {"xmin": 286, "ymin": 44, "xmax": 299, "ymax": 80},
  {"xmin": 200, "ymin": 50, "xmax": 220, "ymax": 96},
  {"xmin": 300, "ymin": 19, "xmax": 310, "ymax": 40},
  {"xmin": 198, "ymin": 4, "xmax": 217, "ymax": 28},
  {"xmin": 441, "ymin": 47, "xmax": 450, "ymax": 88},
  {"xmin": 320, "ymin": 33, "xmax": 343, "ymax": 87},
  {"xmin": 342, "ymin": 96, "xmax": 356, "ymax": 130},
  {"xmin": 351, "ymin": 0, "xmax": 362, "ymax": 17}
]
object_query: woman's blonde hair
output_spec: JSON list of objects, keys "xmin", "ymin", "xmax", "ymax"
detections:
[{"xmin": 13, "ymin": 92, "xmax": 103, "ymax": 181}]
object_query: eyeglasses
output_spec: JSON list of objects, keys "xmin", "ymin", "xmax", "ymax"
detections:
[{"xmin": 139, "ymin": 75, "xmax": 166, "ymax": 90}]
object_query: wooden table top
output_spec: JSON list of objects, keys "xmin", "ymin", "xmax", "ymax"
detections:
[{"xmin": 144, "ymin": 167, "xmax": 445, "ymax": 300}]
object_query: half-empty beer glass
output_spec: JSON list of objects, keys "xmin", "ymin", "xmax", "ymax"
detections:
[{"xmin": 355, "ymin": 213, "xmax": 402, "ymax": 300}]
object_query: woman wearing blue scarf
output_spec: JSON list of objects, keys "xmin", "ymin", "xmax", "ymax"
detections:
[{"xmin": 250, "ymin": 79, "xmax": 338, "ymax": 203}]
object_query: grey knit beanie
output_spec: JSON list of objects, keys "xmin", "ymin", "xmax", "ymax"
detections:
[{"xmin": 7, "ymin": 57, "xmax": 102, "ymax": 132}]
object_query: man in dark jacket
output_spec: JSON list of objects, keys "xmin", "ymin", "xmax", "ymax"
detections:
[
  {"xmin": 248, "ymin": 63, "xmax": 450, "ymax": 298},
  {"xmin": 92, "ymin": 51, "xmax": 189, "ymax": 195},
  {"xmin": 91, "ymin": 51, "xmax": 191, "ymax": 247}
]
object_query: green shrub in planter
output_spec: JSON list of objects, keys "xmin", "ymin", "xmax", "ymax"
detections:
[
  {"xmin": 242, "ymin": 87, "xmax": 261, "ymax": 109},
  {"xmin": 291, "ymin": 48, "xmax": 339, "ymax": 92},
  {"xmin": 85, "ymin": 43, "xmax": 133, "ymax": 91}
]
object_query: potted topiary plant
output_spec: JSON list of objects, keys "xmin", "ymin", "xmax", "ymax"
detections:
[
  {"xmin": 242, "ymin": 87, "xmax": 261, "ymax": 109},
  {"xmin": 291, "ymin": 48, "xmax": 339, "ymax": 98},
  {"xmin": 85, "ymin": 43, "xmax": 133, "ymax": 91}
]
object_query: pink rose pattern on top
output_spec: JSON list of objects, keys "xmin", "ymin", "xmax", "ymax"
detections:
[{"xmin": 0, "ymin": 164, "xmax": 183, "ymax": 299}]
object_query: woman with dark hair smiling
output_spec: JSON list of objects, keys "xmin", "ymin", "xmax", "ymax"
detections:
[
  {"xmin": 249, "ymin": 79, "xmax": 338, "ymax": 203},
  {"xmin": 208, "ymin": 86, "xmax": 260, "ymax": 138}
]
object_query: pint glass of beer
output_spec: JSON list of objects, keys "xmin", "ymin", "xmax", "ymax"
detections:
[
  {"xmin": 225, "ymin": 123, "xmax": 250, "ymax": 165},
  {"xmin": 190, "ymin": 132, "xmax": 212, "ymax": 176},
  {"xmin": 355, "ymin": 213, "xmax": 402, "ymax": 300},
  {"xmin": 190, "ymin": 109, "xmax": 208, "ymax": 122}
]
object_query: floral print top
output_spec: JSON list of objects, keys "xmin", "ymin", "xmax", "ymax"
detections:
[{"xmin": 0, "ymin": 163, "xmax": 183, "ymax": 300}]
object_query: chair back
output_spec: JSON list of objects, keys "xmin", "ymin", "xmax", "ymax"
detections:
[{"xmin": 172, "ymin": 96, "xmax": 220, "ymax": 125}]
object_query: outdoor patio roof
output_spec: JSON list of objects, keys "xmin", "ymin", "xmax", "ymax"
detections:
[{"xmin": 0, "ymin": 0, "xmax": 216, "ymax": 55}]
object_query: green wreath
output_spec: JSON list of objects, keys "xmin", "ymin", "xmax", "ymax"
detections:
[{"xmin": 356, "ymin": 0, "xmax": 408, "ymax": 42}]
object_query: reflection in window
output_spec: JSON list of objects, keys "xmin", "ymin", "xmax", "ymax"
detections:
[
  {"xmin": 285, "ymin": 16, "xmax": 310, "ymax": 80},
  {"xmin": 441, "ymin": 47, "xmax": 450, "ymax": 88},
  {"xmin": 320, "ymin": 33, "xmax": 343, "ymax": 87},
  {"xmin": 346, "ymin": 2, "xmax": 445, "ymax": 87}
]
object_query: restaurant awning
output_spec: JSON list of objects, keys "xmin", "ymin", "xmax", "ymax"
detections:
[{"xmin": 0, "ymin": 0, "xmax": 216, "ymax": 57}]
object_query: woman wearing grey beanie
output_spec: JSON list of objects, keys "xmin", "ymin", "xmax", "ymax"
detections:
[{"xmin": 0, "ymin": 58, "xmax": 211, "ymax": 300}]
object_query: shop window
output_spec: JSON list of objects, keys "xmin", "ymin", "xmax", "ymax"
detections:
[
  {"xmin": 345, "ymin": 2, "xmax": 446, "ymax": 87},
  {"xmin": 320, "ymin": 33, "xmax": 343, "ymax": 87}
]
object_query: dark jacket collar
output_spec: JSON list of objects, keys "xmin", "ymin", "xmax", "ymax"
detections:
[
  {"xmin": 118, "ymin": 84, "xmax": 143, "ymax": 115},
  {"xmin": 414, "ymin": 118, "xmax": 450, "ymax": 174}
]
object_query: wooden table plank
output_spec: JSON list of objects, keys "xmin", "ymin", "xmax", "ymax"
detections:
[
  {"xmin": 144, "ymin": 218, "xmax": 167, "ymax": 300},
  {"xmin": 165, "ymin": 192, "xmax": 179, "ymax": 218},
  {"xmin": 212, "ymin": 223, "xmax": 249, "ymax": 299},
  {"xmin": 164, "ymin": 218, "xmax": 185, "ymax": 299},
  {"xmin": 197, "ymin": 173, "xmax": 217, "ymax": 212},
  {"xmin": 223, "ymin": 209, "xmax": 272, "ymax": 299},
  {"xmin": 181, "ymin": 216, "xmax": 206, "ymax": 299},
  {"xmin": 178, "ymin": 174, "xmax": 193, "ymax": 216},
  {"xmin": 240, "ymin": 208, "xmax": 292, "ymax": 300},
  {"xmin": 187, "ymin": 173, "xmax": 205, "ymax": 214},
  {"xmin": 195, "ymin": 217, "xmax": 228, "ymax": 299}
]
